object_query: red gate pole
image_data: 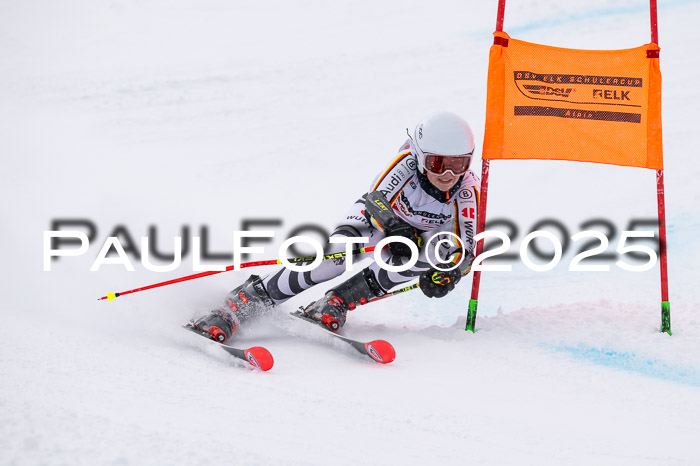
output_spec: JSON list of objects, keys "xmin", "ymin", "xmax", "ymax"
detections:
[
  {"xmin": 466, "ymin": 0, "xmax": 506, "ymax": 332},
  {"xmin": 495, "ymin": 0, "xmax": 506, "ymax": 32},
  {"xmin": 466, "ymin": 160, "xmax": 491, "ymax": 332},
  {"xmin": 649, "ymin": 0, "xmax": 670, "ymax": 334},
  {"xmin": 657, "ymin": 170, "xmax": 671, "ymax": 334},
  {"xmin": 650, "ymin": 0, "xmax": 659, "ymax": 44}
]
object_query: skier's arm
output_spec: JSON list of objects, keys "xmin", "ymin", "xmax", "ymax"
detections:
[
  {"xmin": 453, "ymin": 180, "xmax": 479, "ymax": 269},
  {"xmin": 365, "ymin": 191, "xmax": 423, "ymax": 257},
  {"xmin": 365, "ymin": 190, "xmax": 400, "ymax": 230},
  {"xmin": 364, "ymin": 147, "xmax": 422, "ymax": 257},
  {"xmin": 420, "ymin": 180, "xmax": 479, "ymax": 299},
  {"xmin": 418, "ymin": 250, "xmax": 474, "ymax": 298}
]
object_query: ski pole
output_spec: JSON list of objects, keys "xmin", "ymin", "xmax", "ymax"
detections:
[
  {"xmin": 98, "ymin": 245, "xmax": 383, "ymax": 302},
  {"xmin": 368, "ymin": 282, "xmax": 421, "ymax": 304},
  {"xmin": 366, "ymin": 265, "xmax": 472, "ymax": 305}
]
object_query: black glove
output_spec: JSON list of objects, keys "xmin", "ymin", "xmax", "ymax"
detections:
[
  {"xmin": 419, "ymin": 267, "xmax": 462, "ymax": 298},
  {"xmin": 384, "ymin": 218, "xmax": 423, "ymax": 258}
]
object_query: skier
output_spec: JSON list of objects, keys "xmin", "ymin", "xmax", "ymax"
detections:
[{"xmin": 191, "ymin": 111, "xmax": 480, "ymax": 343}]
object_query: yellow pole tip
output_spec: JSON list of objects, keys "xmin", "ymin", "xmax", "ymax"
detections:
[{"xmin": 107, "ymin": 292, "xmax": 116, "ymax": 302}]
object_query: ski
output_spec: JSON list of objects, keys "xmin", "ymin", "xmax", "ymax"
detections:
[
  {"xmin": 183, "ymin": 324, "xmax": 274, "ymax": 371},
  {"xmin": 290, "ymin": 310, "xmax": 396, "ymax": 364}
]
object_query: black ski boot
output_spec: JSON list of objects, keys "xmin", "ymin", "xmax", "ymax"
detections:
[
  {"xmin": 302, "ymin": 268, "xmax": 386, "ymax": 332},
  {"xmin": 191, "ymin": 275, "xmax": 275, "ymax": 343},
  {"xmin": 191, "ymin": 308, "xmax": 239, "ymax": 343}
]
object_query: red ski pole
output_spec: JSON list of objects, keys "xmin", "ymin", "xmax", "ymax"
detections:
[{"xmin": 98, "ymin": 245, "xmax": 382, "ymax": 302}]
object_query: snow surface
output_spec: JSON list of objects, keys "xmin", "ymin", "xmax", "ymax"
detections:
[{"xmin": 2, "ymin": 0, "xmax": 700, "ymax": 464}]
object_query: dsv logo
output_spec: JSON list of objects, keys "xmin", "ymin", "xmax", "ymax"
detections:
[{"xmin": 523, "ymin": 85, "xmax": 573, "ymax": 98}]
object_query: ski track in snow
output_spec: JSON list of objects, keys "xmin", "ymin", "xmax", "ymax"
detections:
[{"xmin": 2, "ymin": 0, "xmax": 700, "ymax": 464}]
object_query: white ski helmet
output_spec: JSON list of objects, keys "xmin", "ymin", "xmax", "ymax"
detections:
[{"xmin": 412, "ymin": 111, "xmax": 475, "ymax": 174}]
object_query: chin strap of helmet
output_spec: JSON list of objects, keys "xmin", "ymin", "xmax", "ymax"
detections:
[{"xmin": 417, "ymin": 171, "xmax": 464, "ymax": 203}]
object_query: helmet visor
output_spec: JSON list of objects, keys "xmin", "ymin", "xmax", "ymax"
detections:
[{"xmin": 424, "ymin": 154, "xmax": 471, "ymax": 175}]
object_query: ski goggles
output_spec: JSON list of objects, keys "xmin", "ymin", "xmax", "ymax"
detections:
[{"xmin": 424, "ymin": 153, "xmax": 472, "ymax": 175}]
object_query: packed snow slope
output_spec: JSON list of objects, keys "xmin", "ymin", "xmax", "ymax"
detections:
[{"xmin": 2, "ymin": 0, "xmax": 700, "ymax": 464}]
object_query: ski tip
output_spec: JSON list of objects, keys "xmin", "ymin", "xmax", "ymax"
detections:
[
  {"xmin": 244, "ymin": 347, "xmax": 274, "ymax": 371},
  {"xmin": 365, "ymin": 340, "xmax": 396, "ymax": 364}
]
